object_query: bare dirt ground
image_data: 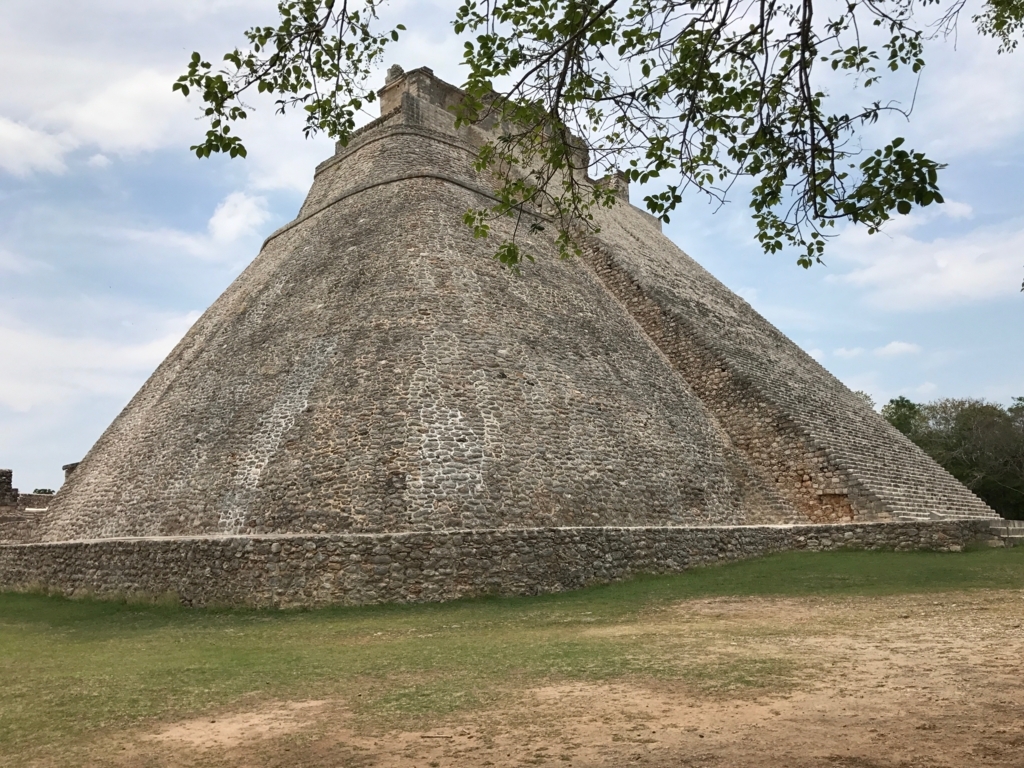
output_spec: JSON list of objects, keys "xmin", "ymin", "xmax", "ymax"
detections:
[{"xmin": 104, "ymin": 590, "xmax": 1024, "ymax": 768}]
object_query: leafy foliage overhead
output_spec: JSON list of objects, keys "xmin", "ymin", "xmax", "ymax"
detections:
[
  {"xmin": 175, "ymin": 0, "xmax": 1022, "ymax": 270},
  {"xmin": 174, "ymin": 0, "xmax": 404, "ymax": 159}
]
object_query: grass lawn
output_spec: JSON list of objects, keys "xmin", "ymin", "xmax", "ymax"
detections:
[{"xmin": 2, "ymin": 547, "xmax": 1023, "ymax": 764}]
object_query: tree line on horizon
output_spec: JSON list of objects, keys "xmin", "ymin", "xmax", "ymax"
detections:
[{"xmin": 880, "ymin": 396, "xmax": 1024, "ymax": 520}]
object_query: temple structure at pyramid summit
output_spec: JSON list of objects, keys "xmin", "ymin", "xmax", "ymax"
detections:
[{"xmin": 0, "ymin": 66, "xmax": 1008, "ymax": 606}]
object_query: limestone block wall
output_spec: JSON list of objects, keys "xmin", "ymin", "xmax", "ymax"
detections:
[
  {"xmin": 0, "ymin": 521, "xmax": 985, "ymax": 608},
  {"xmin": 585, "ymin": 175, "xmax": 997, "ymax": 523},
  {"xmin": 0, "ymin": 469, "xmax": 19, "ymax": 507},
  {"xmin": 16, "ymin": 493, "xmax": 54, "ymax": 509},
  {"xmin": 0, "ymin": 510, "xmax": 46, "ymax": 544},
  {"xmin": 583, "ymin": 245, "xmax": 863, "ymax": 523},
  {"xmin": 23, "ymin": 66, "xmax": 995, "ymax": 564},
  {"xmin": 308, "ymin": 68, "xmax": 993, "ymax": 525},
  {"xmin": 35, "ymin": 162, "xmax": 790, "ymax": 541},
  {"xmin": 0, "ymin": 470, "xmax": 52, "ymax": 543}
]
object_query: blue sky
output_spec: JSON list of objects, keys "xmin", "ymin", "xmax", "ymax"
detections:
[{"xmin": 1, "ymin": 0, "xmax": 1021, "ymax": 492}]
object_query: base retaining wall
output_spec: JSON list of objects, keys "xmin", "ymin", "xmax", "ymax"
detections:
[{"xmin": 0, "ymin": 521, "xmax": 987, "ymax": 608}]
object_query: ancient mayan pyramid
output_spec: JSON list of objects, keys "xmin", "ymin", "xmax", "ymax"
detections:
[{"xmin": 27, "ymin": 66, "xmax": 996, "ymax": 547}]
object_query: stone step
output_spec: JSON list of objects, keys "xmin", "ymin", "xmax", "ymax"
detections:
[
  {"xmin": 988, "ymin": 519, "xmax": 1024, "ymax": 530},
  {"xmin": 985, "ymin": 518, "xmax": 1024, "ymax": 547}
]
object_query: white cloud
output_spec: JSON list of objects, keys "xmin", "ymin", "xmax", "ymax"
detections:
[
  {"xmin": 838, "ymin": 371, "xmax": 882, "ymax": 399},
  {"xmin": 875, "ymin": 341, "xmax": 922, "ymax": 357},
  {"xmin": 0, "ymin": 247, "xmax": 50, "ymax": 275},
  {"xmin": 913, "ymin": 35, "xmax": 1024, "ymax": 157},
  {"xmin": 829, "ymin": 28, "xmax": 1024, "ymax": 159},
  {"xmin": 0, "ymin": 68, "xmax": 188, "ymax": 177},
  {"xmin": 831, "ymin": 213, "xmax": 1024, "ymax": 310},
  {"xmin": 747, "ymin": 302, "xmax": 823, "ymax": 332},
  {"xmin": 208, "ymin": 191, "xmax": 271, "ymax": 242},
  {"xmin": 833, "ymin": 347, "xmax": 864, "ymax": 359},
  {"xmin": 807, "ymin": 348, "xmax": 824, "ymax": 361},
  {"xmin": 108, "ymin": 191, "xmax": 272, "ymax": 261},
  {"xmin": 940, "ymin": 201, "xmax": 974, "ymax": 220},
  {"xmin": 0, "ymin": 53, "xmax": 333, "ymax": 192},
  {"xmin": 0, "ymin": 116, "xmax": 70, "ymax": 176},
  {"xmin": 914, "ymin": 382, "xmax": 938, "ymax": 397},
  {"xmin": 113, "ymin": 226, "xmax": 222, "ymax": 259},
  {"xmin": 238, "ymin": 111, "xmax": 337, "ymax": 193},
  {"xmin": 0, "ymin": 311, "xmax": 199, "ymax": 411},
  {"xmin": 47, "ymin": 69, "xmax": 188, "ymax": 156},
  {"xmin": 0, "ymin": 2, "xmax": 423, "ymax": 190}
]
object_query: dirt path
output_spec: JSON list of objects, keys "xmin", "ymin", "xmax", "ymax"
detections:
[{"xmin": 103, "ymin": 590, "xmax": 1024, "ymax": 767}]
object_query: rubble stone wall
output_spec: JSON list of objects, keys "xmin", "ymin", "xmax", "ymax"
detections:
[
  {"xmin": 16, "ymin": 493, "xmax": 54, "ymax": 509},
  {"xmin": 33, "ymin": 120, "xmax": 794, "ymax": 542},
  {"xmin": 0, "ymin": 521, "xmax": 985, "ymax": 608},
  {"xmin": 0, "ymin": 510, "xmax": 46, "ymax": 544},
  {"xmin": 0, "ymin": 469, "xmax": 19, "ymax": 507},
  {"xmin": 583, "ymin": 245, "xmax": 866, "ymax": 523},
  {"xmin": 587, "ymin": 201, "xmax": 996, "ymax": 522},
  {"xmin": 0, "ymin": 471, "xmax": 51, "ymax": 543},
  {"xmin": 10, "ymin": 66, "xmax": 997, "ymax": 620}
]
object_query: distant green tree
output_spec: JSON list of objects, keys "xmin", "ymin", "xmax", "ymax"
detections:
[
  {"xmin": 1010, "ymin": 396, "xmax": 1024, "ymax": 421},
  {"xmin": 883, "ymin": 396, "xmax": 1024, "ymax": 519},
  {"xmin": 853, "ymin": 391, "xmax": 876, "ymax": 410},
  {"xmin": 32, "ymin": 489, "xmax": 55, "ymax": 495},
  {"xmin": 881, "ymin": 396, "xmax": 924, "ymax": 437}
]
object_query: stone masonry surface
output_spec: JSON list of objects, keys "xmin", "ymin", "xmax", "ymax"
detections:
[
  {"xmin": 1, "ymin": 66, "xmax": 999, "ymax": 606},
  {"xmin": 0, "ymin": 521, "xmax": 985, "ymax": 608},
  {"xmin": 0, "ymin": 469, "xmax": 17, "ymax": 507},
  {"xmin": 0, "ymin": 469, "xmax": 50, "ymax": 543},
  {"xmin": 30, "ymin": 94, "xmax": 795, "ymax": 542},
  {"xmin": 583, "ymin": 207, "xmax": 995, "ymax": 522}
]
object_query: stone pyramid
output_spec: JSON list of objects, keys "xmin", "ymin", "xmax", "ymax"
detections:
[{"xmin": 27, "ymin": 66, "xmax": 996, "ymax": 546}]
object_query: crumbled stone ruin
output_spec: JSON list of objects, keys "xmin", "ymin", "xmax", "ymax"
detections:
[
  {"xmin": 0, "ymin": 469, "xmax": 18, "ymax": 508},
  {"xmin": 0, "ymin": 66, "xmax": 1007, "ymax": 607},
  {"xmin": 0, "ymin": 469, "xmax": 54, "ymax": 543}
]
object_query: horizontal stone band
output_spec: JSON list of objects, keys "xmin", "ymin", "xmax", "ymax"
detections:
[{"xmin": 0, "ymin": 520, "xmax": 985, "ymax": 608}]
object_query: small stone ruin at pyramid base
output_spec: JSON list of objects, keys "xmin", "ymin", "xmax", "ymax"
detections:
[
  {"xmin": 0, "ymin": 469, "xmax": 62, "ymax": 544},
  {"xmin": 0, "ymin": 66, "xmax": 1006, "ymax": 607}
]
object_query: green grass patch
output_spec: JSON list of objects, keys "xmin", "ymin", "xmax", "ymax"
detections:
[
  {"xmin": 1, "ymin": 547, "xmax": 1022, "ymax": 762},
  {"xmin": 683, "ymin": 656, "xmax": 799, "ymax": 693},
  {"xmin": 370, "ymin": 676, "xmax": 481, "ymax": 717}
]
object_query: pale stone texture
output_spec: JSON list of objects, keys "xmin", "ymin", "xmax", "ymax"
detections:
[
  {"xmin": 0, "ymin": 67, "xmax": 999, "ymax": 606},
  {"xmin": 0, "ymin": 469, "xmax": 51, "ymax": 542},
  {"xmin": 0, "ymin": 521, "xmax": 985, "ymax": 608}
]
